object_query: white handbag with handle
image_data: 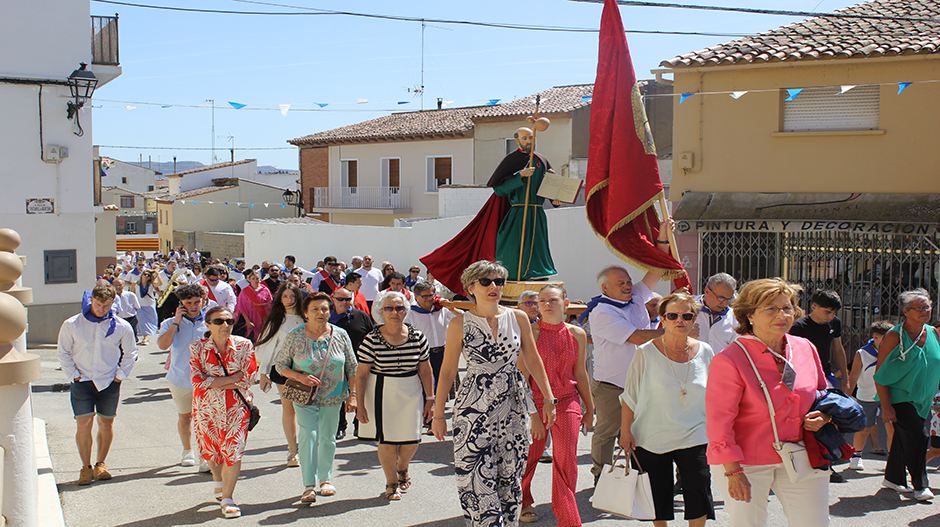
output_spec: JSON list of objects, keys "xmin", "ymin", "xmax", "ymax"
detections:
[{"xmin": 591, "ymin": 447, "xmax": 656, "ymax": 520}]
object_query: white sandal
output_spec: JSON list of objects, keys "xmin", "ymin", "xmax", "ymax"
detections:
[{"xmin": 220, "ymin": 498, "xmax": 241, "ymax": 518}]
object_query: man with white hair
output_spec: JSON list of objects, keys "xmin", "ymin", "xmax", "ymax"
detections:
[
  {"xmin": 692, "ymin": 272, "xmax": 739, "ymax": 352},
  {"xmin": 579, "ymin": 221, "xmax": 674, "ymax": 483},
  {"xmin": 517, "ymin": 290, "xmax": 540, "ymax": 324}
]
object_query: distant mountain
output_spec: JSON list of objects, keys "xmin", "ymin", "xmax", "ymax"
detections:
[{"xmin": 125, "ymin": 160, "xmax": 297, "ymax": 175}]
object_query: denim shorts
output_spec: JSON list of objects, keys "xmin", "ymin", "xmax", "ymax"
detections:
[{"xmin": 71, "ymin": 380, "xmax": 122, "ymax": 419}]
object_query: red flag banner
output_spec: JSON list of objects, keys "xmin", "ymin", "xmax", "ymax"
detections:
[{"xmin": 585, "ymin": 0, "xmax": 690, "ymax": 290}]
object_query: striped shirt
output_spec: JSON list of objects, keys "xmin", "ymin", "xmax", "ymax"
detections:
[{"xmin": 358, "ymin": 324, "xmax": 429, "ymax": 375}]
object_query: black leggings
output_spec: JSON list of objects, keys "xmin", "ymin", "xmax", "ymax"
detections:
[{"xmin": 885, "ymin": 402, "xmax": 929, "ymax": 490}]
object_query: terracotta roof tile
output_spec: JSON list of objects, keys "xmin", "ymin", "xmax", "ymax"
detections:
[
  {"xmin": 288, "ymin": 84, "xmax": 594, "ymax": 146},
  {"xmin": 662, "ymin": 0, "xmax": 940, "ymax": 68}
]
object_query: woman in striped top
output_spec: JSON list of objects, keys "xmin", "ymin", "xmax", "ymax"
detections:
[{"xmin": 356, "ymin": 291, "xmax": 434, "ymax": 500}]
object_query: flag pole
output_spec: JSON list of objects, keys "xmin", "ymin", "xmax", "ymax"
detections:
[
  {"xmin": 517, "ymin": 94, "xmax": 541, "ymax": 282},
  {"xmin": 658, "ymin": 194, "xmax": 680, "ymax": 262}
]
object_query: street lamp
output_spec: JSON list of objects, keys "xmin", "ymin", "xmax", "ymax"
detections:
[
  {"xmin": 282, "ymin": 189, "xmax": 303, "ymax": 217},
  {"xmin": 66, "ymin": 63, "xmax": 98, "ymax": 136}
]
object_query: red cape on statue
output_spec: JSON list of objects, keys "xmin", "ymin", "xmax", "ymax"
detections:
[{"xmin": 419, "ymin": 194, "xmax": 510, "ymax": 296}]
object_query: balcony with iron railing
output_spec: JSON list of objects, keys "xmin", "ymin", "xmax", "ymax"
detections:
[
  {"xmin": 91, "ymin": 15, "xmax": 121, "ymax": 86},
  {"xmin": 311, "ymin": 187, "xmax": 411, "ymax": 211}
]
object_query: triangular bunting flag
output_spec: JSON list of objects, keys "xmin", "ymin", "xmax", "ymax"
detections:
[
  {"xmin": 730, "ymin": 91, "xmax": 747, "ymax": 99},
  {"xmin": 279, "ymin": 104, "xmax": 290, "ymax": 117},
  {"xmin": 161, "ymin": 105, "xmax": 172, "ymax": 108},
  {"xmin": 486, "ymin": 99, "xmax": 500, "ymax": 106},
  {"xmin": 315, "ymin": 103, "xmax": 328, "ymax": 108},
  {"xmin": 125, "ymin": 105, "xmax": 136, "ymax": 110},
  {"xmin": 281, "ymin": 203, "xmax": 286, "ymax": 208},
  {"xmin": 229, "ymin": 101, "xmax": 247, "ymax": 110},
  {"xmin": 224, "ymin": 202, "xmax": 228, "ymax": 205},
  {"xmin": 264, "ymin": 203, "xmax": 269, "ymax": 208},
  {"xmin": 193, "ymin": 201, "xmax": 198, "ymax": 204},
  {"xmin": 250, "ymin": 203, "xmax": 255, "ymax": 207},
  {"xmin": 785, "ymin": 88, "xmax": 802, "ymax": 101},
  {"xmin": 840, "ymin": 85, "xmax": 856, "ymax": 94},
  {"xmin": 898, "ymin": 82, "xmax": 912, "ymax": 94},
  {"xmin": 357, "ymin": 98, "xmax": 368, "ymax": 104},
  {"xmin": 442, "ymin": 100, "xmax": 455, "ymax": 107},
  {"xmin": 180, "ymin": 200, "xmax": 186, "ymax": 204},
  {"xmin": 679, "ymin": 93, "xmax": 694, "ymax": 104},
  {"xmin": 397, "ymin": 101, "xmax": 409, "ymax": 105},
  {"xmin": 582, "ymin": 95, "xmax": 593, "ymax": 101},
  {"xmin": 237, "ymin": 202, "xmax": 242, "ymax": 206}
]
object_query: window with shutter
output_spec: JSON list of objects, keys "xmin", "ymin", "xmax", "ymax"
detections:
[
  {"xmin": 426, "ymin": 156, "xmax": 452, "ymax": 192},
  {"xmin": 341, "ymin": 160, "xmax": 358, "ymax": 193},
  {"xmin": 782, "ymin": 85, "xmax": 879, "ymax": 132}
]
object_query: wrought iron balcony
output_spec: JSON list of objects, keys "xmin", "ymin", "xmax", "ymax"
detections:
[
  {"xmin": 91, "ymin": 15, "xmax": 119, "ymax": 66},
  {"xmin": 312, "ymin": 187, "xmax": 411, "ymax": 210}
]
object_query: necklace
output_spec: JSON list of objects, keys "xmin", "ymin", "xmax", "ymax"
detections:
[{"xmin": 661, "ymin": 338, "xmax": 692, "ymax": 407}]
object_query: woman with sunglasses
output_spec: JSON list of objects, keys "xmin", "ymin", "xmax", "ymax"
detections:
[
  {"xmin": 273, "ymin": 292, "xmax": 358, "ymax": 504},
  {"xmin": 190, "ymin": 306, "xmax": 259, "ymax": 519},
  {"xmin": 432, "ymin": 260, "xmax": 556, "ymax": 526},
  {"xmin": 356, "ymin": 290, "xmax": 434, "ymax": 500},
  {"xmin": 136, "ymin": 270, "xmax": 159, "ymax": 346},
  {"xmin": 619, "ymin": 291, "xmax": 715, "ymax": 527}
]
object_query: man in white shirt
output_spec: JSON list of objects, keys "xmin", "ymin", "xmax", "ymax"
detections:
[
  {"xmin": 358, "ymin": 254, "xmax": 384, "ymax": 309},
  {"xmin": 692, "ymin": 272, "xmax": 738, "ymax": 352},
  {"xmin": 582, "ymin": 222, "xmax": 674, "ymax": 483},
  {"xmin": 405, "ymin": 281, "xmax": 459, "ymax": 389},
  {"xmin": 282, "ymin": 254, "xmax": 316, "ymax": 283},
  {"xmin": 229, "ymin": 259, "xmax": 247, "ymax": 283},
  {"xmin": 199, "ymin": 266, "xmax": 236, "ymax": 311},
  {"xmin": 57, "ymin": 282, "xmax": 138, "ymax": 485},
  {"xmin": 112, "ymin": 279, "xmax": 141, "ymax": 341},
  {"xmin": 350, "ymin": 256, "xmax": 363, "ymax": 272},
  {"xmin": 120, "ymin": 259, "xmax": 146, "ymax": 286}
]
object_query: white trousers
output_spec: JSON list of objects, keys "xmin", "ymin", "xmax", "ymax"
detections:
[{"xmin": 711, "ymin": 464, "xmax": 829, "ymax": 527}]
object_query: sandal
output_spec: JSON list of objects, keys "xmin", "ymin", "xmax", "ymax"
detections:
[
  {"xmin": 397, "ymin": 470, "xmax": 412, "ymax": 491},
  {"xmin": 520, "ymin": 507, "xmax": 538, "ymax": 523},
  {"xmin": 220, "ymin": 499, "xmax": 241, "ymax": 519},
  {"xmin": 301, "ymin": 486, "xmax": 317, "ymax": 504},
  {"xmin": 318, "ymin": 482, "xmax": 336, "ymax": 496},
  {"xmin": 385, "ymin": 483, "xmax": 402, "ymax": 501}
]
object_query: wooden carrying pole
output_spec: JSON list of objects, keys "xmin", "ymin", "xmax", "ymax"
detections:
[
  {"xmin": 517, "ymin": 94, "xmax": 541, "ymax": 281},
  {"xmin": 658, "ymin": 194, "xmax": 680, "ymax": 262}
]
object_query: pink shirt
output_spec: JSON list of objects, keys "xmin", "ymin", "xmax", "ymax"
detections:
[{"xmin": 706, "ymin": 334, "xmax": 826, "ymax": 466}]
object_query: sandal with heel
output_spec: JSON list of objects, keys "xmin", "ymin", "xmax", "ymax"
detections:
[
  {"xmin": 397, "ymin": 470, "xmax": 412, "ymax": 491},
  {"xmin": 385, "ymin": 483, "xmax": 402, "ymax": 500}
]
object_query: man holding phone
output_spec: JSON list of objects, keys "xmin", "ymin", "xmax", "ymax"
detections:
[{"xmin": 157, "ymin": 284, "xmax": 209, "ymax": 472}]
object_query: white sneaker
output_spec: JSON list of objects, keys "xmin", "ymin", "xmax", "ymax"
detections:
[
  {"xmin": 914, "ymin": 488, "xmax": 934, "ymax": 501},
  {"xmin": 199, "ymin": 457, "xmax": 211, "ymax": 473},
  {"xmin": 882, "ymin": 479, "xmax": 913, "ymax": 493},
  {"xmin": 848, "ymin": 456, "xmax": 863, "ymax": 470},
  {"xmin": 180, "ymin": 450, "xmax": 196, "ymax": 467}
]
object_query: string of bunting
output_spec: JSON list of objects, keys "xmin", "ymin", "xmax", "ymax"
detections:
[
  {"xmin": 170, "ymin": 200, "xmax": 290, "ymax": 208},
  {"xmin": 669, "ymin": 80, "xmax": 927, "ymax": 104},
  {"xmin": 92, "ymin": 97, "xmax": 495, "ymax": 115}
]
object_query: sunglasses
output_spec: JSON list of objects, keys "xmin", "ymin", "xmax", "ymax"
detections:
[
  {"xmin": 477, "ymin": 277, "xmax": 506, "ymax": 287},
  {"xmin": 334, "ymin": 297, "xmax": 352, "ymax": 302},
  {"xmin": 664, "ymin": 312, "xmax": 696, "ymax": 321},
  {"xmin": 521, "ymin": 301, "xmax": 537, "ymax": 308},
  {"xmin": 382, "ymin": 305, "xmax": 408, "ymax": 313},
  {"xmin": 208, "ymin": 318, "xmax": 235, "ymax": 326}
]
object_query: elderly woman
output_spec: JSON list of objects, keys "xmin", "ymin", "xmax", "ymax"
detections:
[
  {"xmin": 619, "ymin": 292, "xmax": 715, "ymax": 527},
  {"xmin": 874, "ymin": 288, "xmax": 940, "ymax": 501},
  {"xmin": 706, "ymin": 278, "xmax": 829, "ymax": 527},
  {"xmin": 255, "ymin": 283, "xmax": 306, "ymax": 467},
  {"xmin": 233, "ymin": 270, "xmax": 273, "ymax": 342},
  {"xmin": 190, "ymin": 306, "xmax": 259, "ymax": 519},
  {"xmin": 274, "ymin": 292, "xmax": 357, "ymax": 504},
  {"xmin": 432, "ymin": 260, "xmax": 557, "ymax": 526},
  {"xmin": 356, "ymin": 290, "xmax": 434, "ymax": 500}
]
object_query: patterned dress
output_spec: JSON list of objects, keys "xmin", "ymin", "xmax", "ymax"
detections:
[
  {"xmin": 454, "ymin": 309, "xmax": 536, "ymax": 527},
  {"xmin": 190, "ymin": 336, "xmax": 259, "ymax": 466}
]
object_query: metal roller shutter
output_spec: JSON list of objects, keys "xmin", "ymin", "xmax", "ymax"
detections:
[{"xmin": 783, "ymin": 85, "xmax": 879, "ymax": 132}]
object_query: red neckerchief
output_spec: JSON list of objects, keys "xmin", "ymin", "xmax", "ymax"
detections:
[
  {"xmin": 319, "ymin": 269, "xmax": 341, "ymax": 291},
  {"xmin": 200, "ymin": 279, "xmax": 218, "ymax": 303}
]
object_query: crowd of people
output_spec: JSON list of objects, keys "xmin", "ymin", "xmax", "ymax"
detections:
[{"xmin": 57, "ymin": 236, "xmax": 940, "ymax": 525}]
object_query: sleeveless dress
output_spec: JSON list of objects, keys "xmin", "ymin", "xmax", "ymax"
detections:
[{"xmin": 454, "ymin": 309, "xmax": 536, "ymax": 527}]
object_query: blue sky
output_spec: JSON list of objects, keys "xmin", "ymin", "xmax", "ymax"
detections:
[{"xmin": 90, "ymin": 0, "xmax": 859, "ymax": 170}]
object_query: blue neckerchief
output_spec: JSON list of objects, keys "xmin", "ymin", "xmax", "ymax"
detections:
[
  {"xmin": 861, "ymin": 339, "xmax": 879, "ymax": 370},
  {"xmin": 81, "ymin": 290, "xmax": 116, "ymax": 338},
  {"xmin": 183, "ymin": 311, "xmax": 205, "ymax": 323},
  {"xmin": 578, "ymin": 295, "xmax": 631, "ymax": 324},
  {"xmin": 650, "ymin": 316, "xmax": 660, "ymax": 327},
  {"xmin": 139, "ymin": 282, "xmax": 150, "ymax": 297},
  {"xmin": 404, "ymin": 277, "xmax": 417, "ymax": 288},
  {"xmin": 329, "ymin": 310, "xmax": 350, "ymax": 324},
  {"xmin": 130, "ymin": 268, "xmax": 142, "ymax": 276},
  {"xmin": 164, "ymin": 269, "xmax": 174, "ymax": 278},
  {"xmin": 409, "ymin": 305, "xmax": 439, "ymax": 315},
  {"xmin": 697, "ymin": 294, "xmax": 729, "ymax": 317}
]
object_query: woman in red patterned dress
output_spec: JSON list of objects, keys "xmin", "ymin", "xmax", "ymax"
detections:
[{"xmin": 190, "ymin": 306, "xmax": 259, "ymax": 519}]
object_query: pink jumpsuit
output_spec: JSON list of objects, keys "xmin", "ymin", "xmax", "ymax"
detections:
[{"xmin": 522, "ymin": 320, "xmax": 583, "ymax": 526}]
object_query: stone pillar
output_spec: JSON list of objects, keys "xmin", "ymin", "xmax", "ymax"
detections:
[{"xmin": 0, "ymin": 228, "xmax": 39, "ymax": 527}]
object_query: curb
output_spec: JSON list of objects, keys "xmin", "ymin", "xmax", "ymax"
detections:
[{"xmin": 34, "ymin": 418, "xmax": 65, "ymax": 527}]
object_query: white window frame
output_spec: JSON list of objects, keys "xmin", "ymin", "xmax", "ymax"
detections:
[
  {"xmin": 426, "ymin": 155, "xmax": 453, "ymax": 193},
  {"xmin": 782, "ymin": 85, "xmax": 880, "ymax": 132},
  {"xmin": 340, "ymin": 159, "xmax": 358, "ymax": 194},
  {"xmin": 505, "ymin": 138, "xmax": 518, "ymax": 155},
  {"xmin": 380, "ymin": 157, "xmax": 401, "ymax": 192}
]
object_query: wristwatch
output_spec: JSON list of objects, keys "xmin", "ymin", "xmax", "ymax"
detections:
[{"xmin": 547, "ymin": 398, "xmax": 559, "ymax": 405}]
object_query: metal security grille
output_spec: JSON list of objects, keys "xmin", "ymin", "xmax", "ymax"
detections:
[{"xmin": 699, "ymin": 230, "xmax": 940, "ymax": 354}]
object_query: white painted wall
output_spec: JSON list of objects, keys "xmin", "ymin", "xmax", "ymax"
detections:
[
  {"xmin": 100, "ymin": 159, "xmax": 159, "ymax": 194},
  {"xmin": 246, "ymin": 205, "xmax": 674, "ymax": 303},
  {"xmin": 175, "ymin": 160, "xmax": 258, "ymax": 192},
  {"xmin": 328, "ymin": 138, "xmax": 473, "ymax": 218},
  {"xmin": 438, "ymin": 186, "xmax": 492, "ymax": 218},
  {"xmin": 170, "ymin": 180, "xmax": 293, "ymax": 234},
  {"xmin": 253, "ymin": 172, "xmax": 298, "ymax": 190},
  {"xmin": 472, "ymin": 117, "xmax": 575, "ymax": 185},
  {"xmin": 0, "ymin": 0, "xmax": 100, "ymax": 307}
]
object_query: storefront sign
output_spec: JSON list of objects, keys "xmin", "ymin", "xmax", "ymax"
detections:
[
  {"xmin": 677, "ymin": 220, "xmax": 937, "ymax": 236},
  {"xmin": 26, "ymin": 198, "xmax": 54, "ymax": 214}
]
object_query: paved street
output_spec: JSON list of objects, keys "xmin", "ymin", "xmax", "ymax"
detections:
[{"xmin": 31, "ymin": 339, "xmax": 940, "ymax": 527}]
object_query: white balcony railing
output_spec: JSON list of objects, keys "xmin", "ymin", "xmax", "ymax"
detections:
[{"xmin": 312, "ymin": 187, "xmax": 411, "ymax": 210}]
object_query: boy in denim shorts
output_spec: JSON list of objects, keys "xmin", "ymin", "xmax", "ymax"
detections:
[
  {"xmin": 848, "ymin": 320, "xmax": 894, "ymax": 470},
  {"xmin": 57, "ymin": 282, "xmax": 137, "ymax": 485}
]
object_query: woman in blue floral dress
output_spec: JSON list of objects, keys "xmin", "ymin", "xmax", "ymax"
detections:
[{"xmin": 432, "ymin": 260, "xmax": 557, "ymax": 526}]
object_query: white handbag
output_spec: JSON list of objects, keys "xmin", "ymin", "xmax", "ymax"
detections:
[
  {"xmin": 591, "ymin": 447, "xmax": 656, "ymax": 520},
  {"xmin": 735, "ymin": 340, "xmax": 829, "ymax": 484}
]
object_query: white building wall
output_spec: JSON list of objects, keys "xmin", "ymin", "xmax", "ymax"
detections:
[
  {"xmin": 170, "ymin": 181, "xmax": 293, "ymax": 235},
  {"xmin": 100, "ymin": 159, "xmax": 159, "ymax": 194},
  {"xmin": 0, "ymin": 0, "xmax": 97, "ymax": 313},
  {"xmin": 327, "ymin": 138, "xmax": 473, "ymax": 218},
  {"xmin": 246, "ymin": 206, "xmax": 672, "ymax": 303},
  {"xmin": 438, "ymin": 186, "xmax": 492, "ymax": 218},
  {"xmin": 176, "ymin": 160, "xmax": 258, "ymax": 192}
]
